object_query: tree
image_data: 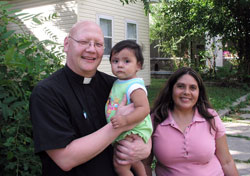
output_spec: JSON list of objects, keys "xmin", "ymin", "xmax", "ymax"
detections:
[
  {"xmin": 208, "ymin": 0, "xmax": 250, "ymax": 80},
  {"xmin": 125, "ymin": 0, "xmax": 250, "ymax": 81},
  {"xmin": 150, "ymin": 0, "xmax": 213, "ymax": 71}
]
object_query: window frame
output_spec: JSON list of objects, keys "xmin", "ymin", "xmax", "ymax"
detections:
[
  {"xmin": 125, "ymin": 20, "xmax": 138, "ymax": 42},
  {"xmin": 97, "ymin": 14, "xmax": 113, "ymax": 57}
]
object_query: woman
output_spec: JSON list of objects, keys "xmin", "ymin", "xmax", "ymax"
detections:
[{"xmin": 144, "ymin": 67, "xmax": 238, "ymax": 176}]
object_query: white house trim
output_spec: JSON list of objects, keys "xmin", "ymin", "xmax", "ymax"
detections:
[
  {"xmin": 97, "ymin": 14, "xmax": 114, "ymax": 59},
  {"xmin": 125, "ymin": 19, "xmax": 138, "ymax": 42}
]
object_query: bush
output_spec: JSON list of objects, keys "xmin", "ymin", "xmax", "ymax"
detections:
[
  {"xmin": 0, "ymin": 2, "xmax": 63, "ymax": 175},
  {"xmin": 216, "ymin": 60, "xmax": 237, "ymax": 78}
]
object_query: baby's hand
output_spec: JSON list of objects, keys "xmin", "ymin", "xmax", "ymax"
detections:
[{"xmin": 110, "ymin": 115, "xmax": 127, "ymax": 129}]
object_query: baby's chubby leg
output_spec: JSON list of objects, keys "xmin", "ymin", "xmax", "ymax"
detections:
[
  {"xmin": 132, "ymin": 161, "xmax": 147, "ymax": 176},
  {"xmin": 113, "ymin": 154, "xmax": 133, "ymax": 176}
]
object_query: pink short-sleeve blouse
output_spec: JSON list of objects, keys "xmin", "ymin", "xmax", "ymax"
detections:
[{"xmin": 152, "ymin": 108, "xmax": 225, "ymax": 176}]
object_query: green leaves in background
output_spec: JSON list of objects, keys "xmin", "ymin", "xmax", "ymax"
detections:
[{"xmin": 0, "ymin": 1, "xmax": 63, "ymax": 175}]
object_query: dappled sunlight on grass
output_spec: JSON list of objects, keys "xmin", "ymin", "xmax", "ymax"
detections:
[{"xmin": 207, "ymin": 86, "xmax": 249, "ymax": 110}]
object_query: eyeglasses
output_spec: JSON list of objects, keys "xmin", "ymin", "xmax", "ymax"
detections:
[{"xmin": 68, "ymin": 36, "xmax": 104, "ymax": 49}]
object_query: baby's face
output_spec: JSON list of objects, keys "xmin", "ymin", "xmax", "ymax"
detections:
[{"xmin": 110, "ymin": 48, "xmax": 141, "ymax": 80}]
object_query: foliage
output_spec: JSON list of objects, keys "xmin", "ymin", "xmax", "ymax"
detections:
[
  {"xmin": 146, "ymin": 0, "xmax": 250, "ymax": 81},
  {"xmin": 209, "ymin": 0, "xmax": 250, "ymax": 79},
  {"xmin": 221, "ymin": 116, "xmax": 235, "ymax": 122},
  {"xmin": 215, "ymin": 61, "xmax": 237, "ymax": 79},
  {"xmin": 0, "ymin": 1, "xmax": 63, "ymax": 175},
  {"xmin": 149, "ymin": 0, "xmax": 213, "ymax": 71},
  {"xmin": 123, "ymin": 0, "xmax": 250, "ymax": 80},
  {"xmin": 120, "ymin": 0, "xmax": 150, "ymax": 14},
  {"xmin": 227, "ymin": 134, "xmax": 250, "ymax": 141}
]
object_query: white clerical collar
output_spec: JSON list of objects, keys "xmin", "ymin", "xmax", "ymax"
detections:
[{"xmin": 83, "ymin": 77, "xmax": 92, "ymax": 84}]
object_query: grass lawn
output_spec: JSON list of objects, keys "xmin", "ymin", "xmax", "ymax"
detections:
[{"xmin": 148, "ymin": 78, "xmax": 249, "ymax": 111}]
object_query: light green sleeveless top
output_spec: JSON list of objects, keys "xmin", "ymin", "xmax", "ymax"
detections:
[{"xmin": 105, "ymin": 78, "xmax": 153, "ymax": 143}]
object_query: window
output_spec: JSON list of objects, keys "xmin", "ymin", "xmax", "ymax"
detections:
[
  {"xmin": 126, "ymin": 21, "xmax": 137, "ymax": 42},
  {"xmin": 98, "ymin": 16, "xmax": 113, "ymax": 55}
]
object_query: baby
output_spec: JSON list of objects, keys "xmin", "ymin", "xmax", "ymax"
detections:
[{"xmin": 105, "ymin": 40, "xmax": 153, "ymax": 176}]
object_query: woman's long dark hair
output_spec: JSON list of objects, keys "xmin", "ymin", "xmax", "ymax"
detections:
[{"xmin": 151, "ymin": 67, "xmax": 215, "ymax": 131}]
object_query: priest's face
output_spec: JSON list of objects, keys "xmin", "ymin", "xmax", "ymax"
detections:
[{"xmin": 64, "ymin": 21, "xmax": 104, "ymax": 77}]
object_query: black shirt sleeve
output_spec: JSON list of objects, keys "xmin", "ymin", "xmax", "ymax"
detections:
[{"xmin": 30, "ymin": 82, "xmax": 76, "ymax": 153}]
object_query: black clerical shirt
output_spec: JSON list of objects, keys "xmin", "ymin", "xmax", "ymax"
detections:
[{"xmin": 29, "ymin": 65, "xmax": 117, "ymax": 176}]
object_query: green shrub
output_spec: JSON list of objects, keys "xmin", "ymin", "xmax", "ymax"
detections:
[
  {"xmin": 216, "ymin": 60, "xmax": 237, "ymax": 79},
  {"xmin": 0, "ymin": 2, "xmax": 63, "ymax": 175}
]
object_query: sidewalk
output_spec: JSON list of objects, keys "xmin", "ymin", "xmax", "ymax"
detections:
[{"xmin": 221, "ymin": 102, "xmax": 250, "ymax": 176}]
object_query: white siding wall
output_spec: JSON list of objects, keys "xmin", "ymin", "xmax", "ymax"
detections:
[
  {"xmin": 8, "ymin": 0, "xmax": 77, "ymax": 63},
  {"xmin": 78, "ymin": 0, "xmax": 151, "ymax": 85},
  {"xmin": 205, "ymin": 36, "xmax": 223, "ymax": 67}
]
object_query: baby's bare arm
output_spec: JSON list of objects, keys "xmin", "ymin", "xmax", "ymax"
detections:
[{"xmin": 123, "ymin": 89, "xmax": 150, "ymax": 126}]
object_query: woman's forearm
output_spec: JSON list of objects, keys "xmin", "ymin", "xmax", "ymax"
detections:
[{"xmin": 222, "ymin": 159, "xmax": 239, "ymax": 176}]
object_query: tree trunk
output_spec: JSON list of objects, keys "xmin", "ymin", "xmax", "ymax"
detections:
[{"xmin": 237, "ymin": 37, "xmax": 250, "ymax": 82}]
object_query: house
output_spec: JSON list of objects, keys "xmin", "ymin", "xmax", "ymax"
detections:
[{"xmin": 8, "ymin": 0, "xmax": 151, "ymax": 85}]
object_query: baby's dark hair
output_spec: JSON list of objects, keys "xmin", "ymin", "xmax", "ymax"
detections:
[{"xmin": 109, "ymin": 40, "xmax": 144, "ymax": 67}]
